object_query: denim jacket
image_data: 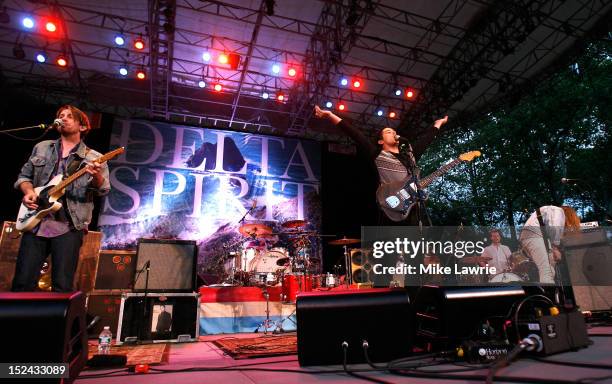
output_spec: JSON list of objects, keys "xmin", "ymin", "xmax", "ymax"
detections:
[{"xmin": 15, "ymin": 139, "xmax": 111, "ymax": 230}]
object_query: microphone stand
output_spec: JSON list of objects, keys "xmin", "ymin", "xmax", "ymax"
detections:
[
  {"xmin": 0, "ymin": 124, "xmax": 48, "ymax": 133},
  {"xmin": 131, "ymin": 260, "xmax": 151, "ymax": 344},
  {"xmin": 238, "ymin": 203, "xmax": 257, "ymax": 223}
]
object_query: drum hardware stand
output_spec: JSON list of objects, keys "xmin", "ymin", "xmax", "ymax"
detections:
[
  {"xmin": 273, "ymin": 306, "xmax": 297, "ymax": 334},
  {"xmin": 254, "ymin": 284, "xmax": 274, "ymax": 334},
  {"xmin": 343, "ymin": 244, "xmax": 351, "ymax": 287}
]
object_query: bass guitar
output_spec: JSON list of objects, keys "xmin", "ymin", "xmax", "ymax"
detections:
[
  {"xmin": 16, "ymin": 147, "xmax": 125, "ymax": 232},
  {"xmin": 376, "ymin": 151, "xmax": 481, "ymax": 221}
]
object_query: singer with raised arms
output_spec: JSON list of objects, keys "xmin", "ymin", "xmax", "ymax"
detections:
[
  {"xmin": 11, "ymin": 105, "xmax": 111, "ymax": 292},
  {"xmin": 314, "ymin": 105, "xmax": 448, "ymax": 226}
]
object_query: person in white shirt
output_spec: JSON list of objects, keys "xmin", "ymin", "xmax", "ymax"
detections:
[
  {"xmin": 480, "ymin": 229, "xmax": 512, "ymax": 275},
  {"xmin": 519, "ymin": 205, "xmax": 581, "ymax": 284}
]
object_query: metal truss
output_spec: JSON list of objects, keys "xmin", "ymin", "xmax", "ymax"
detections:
[
  {"xmin": 398, "ymin": 0, "xmax": 608, "ymax": 141},
  {"xmin": 149, "ymin": 0, "xmax": 177, "ymax": 120},
  {"xmin": 0, "ymin": 0, "xmax": 609, "ymax": 145}
]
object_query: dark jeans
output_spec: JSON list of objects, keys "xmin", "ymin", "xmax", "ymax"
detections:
[{"xmin": 11, "ymin": 230, "xmax": 84, "ymax": 292}]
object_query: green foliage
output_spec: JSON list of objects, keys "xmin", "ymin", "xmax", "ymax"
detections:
[{"xmin": 420, "ymin": 41, "xmax": 611, "ymax": 232}]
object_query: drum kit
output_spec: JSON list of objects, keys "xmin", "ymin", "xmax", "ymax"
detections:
[
  {"xmin": 217, "ymin": 219, "xmax": 350, "ymax": 303},
  {"xmin": 489, "ymin": 250, "xmax": 539, "ymax": 283},
  {"xmin": 459, "ymin": 251, "xmax": 538, "ymax": 284}
]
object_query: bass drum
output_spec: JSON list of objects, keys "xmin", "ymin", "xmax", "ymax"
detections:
[
  {"xmin": 489, "ymin": 272, "xmax": 523, "ymax": 284},
  {"xmin": 249, "ymin": 247, "xmax": 290, "ymax": 273}
]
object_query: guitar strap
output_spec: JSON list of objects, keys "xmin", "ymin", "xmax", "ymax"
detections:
[
  {"xmin": 535, "ymin": 207, "xmax": 551, "ymax": 255},
  {"xmin": 65, "ymin": 147, "xmax": 91, "ymax": 177}
]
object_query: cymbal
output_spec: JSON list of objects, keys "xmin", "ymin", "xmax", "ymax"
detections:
[
  {"xmin": 285, "ymin": 230, "xmax": 317, "ymax": 236},
  {"xmin": 328, "ymin": 237, "xmax": 361, "ymax": 245},
  {"xmin": 282, "ymin": 219, "xmax": 308, "ymax": 229},
  {"xmin": 239, "ymin": 223, "xmax": 272, "ymax": 237}
]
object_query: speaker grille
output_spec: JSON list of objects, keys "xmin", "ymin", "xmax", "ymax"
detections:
[{"xmin": 135, "ymin": 239, "xmax": 197, "ymax": 292}]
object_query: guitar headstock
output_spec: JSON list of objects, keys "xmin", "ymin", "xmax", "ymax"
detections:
[{"xmin": 459, "ymin": 150, "xmax": 481, "ymax": 162}]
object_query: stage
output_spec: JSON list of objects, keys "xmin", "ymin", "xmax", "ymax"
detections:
[{"xmin": 75, "ymin": 326, "xmax": 612, "ymax": 383}]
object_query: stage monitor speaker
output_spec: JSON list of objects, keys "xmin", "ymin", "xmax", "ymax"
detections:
[
  {"xmin": 350, "ymin": 248, "xmax": 373, "ymax": 285},
  {"xmin": 94, "ymin": 250, "xmax": 137, "ymax": 290},
  {"xmin": 296, "ymin": 288, "xmax": 412, "ymax": 366},
  {"xmin": 135, "ymin": 239, "xmax": 197, "ymax": 292},
  {"xmin": 413, "ymin": 285, "xmax": 526, "ymax": 351},
  {"xmin": 0, "ymin": 292, "xmax": 88, "ymax": 384},
  {"xmin": 562, "ymin": 228, "xmax": 612, "ymax": 312}
]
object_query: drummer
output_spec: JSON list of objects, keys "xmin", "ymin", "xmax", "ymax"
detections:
[{"xmin": 479, "ymin": 229, "xmax": 512, "ymax": 274}]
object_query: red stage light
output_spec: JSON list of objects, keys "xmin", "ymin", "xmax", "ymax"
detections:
[
  {"xmin": 136, "ymin": 70, "xmax": 146, "ymax": 80},
  {"xmin": 389, "ymin": 111, "xmax": 397, "ymax": 118},
  {"xmin": 218, "ymin": 53, "xmax": 229, "ymax": 65},
  {"xmin": 227, "ymin": 53, "xmax": 240, "ymax": 70},
  {"xmin": 56, "ymin": 56, "xmax": 67, "ymax": 67},
  {"xmin": 214, "ymin": 83, "xmax": 222, "ymax": 92},
  {"xmin": 405, "ymin": 89, "xmax": 415, "ymax": 99},
  {"xmin": 288, "ymin": 67, "xmax": 296, "ymax": 77},
  {"xmin": 352, "ymin": 80, "xmax": 361, "ymax": 88},
  {"xmin": 45, "ymin": 21, "xmax": 57, "ymax": 33},
  {"xmin": 134, "ymin": 38, "xmax": 145, "ymax": 50},
  {"xmin": 338, "ymin": 103, "xmax": 345, "ymax": 111},
  {"xmin": 277, "ymin": 94, "xmax": 285, "ymax": 102}
]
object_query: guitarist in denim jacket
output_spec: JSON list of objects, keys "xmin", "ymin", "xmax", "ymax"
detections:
[{"xmin": 12, "ymin": 105, "xmax": 110, "ymax": 292}]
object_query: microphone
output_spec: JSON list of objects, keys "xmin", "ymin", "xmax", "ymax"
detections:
[
  {"xmin": 48, "ymin": 118, "xmax": 64, "ymax": 130},
  {"xmin": 395, "ymin": 135, "xmax": 410, "ymax": 143},
  {"xmin": 561, "ymin": 178, "xmax": 579, "ymax": 184}
]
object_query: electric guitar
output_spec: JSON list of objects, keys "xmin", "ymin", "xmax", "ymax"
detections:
[
  {"xmin": 376, "ymin": 151, "xmax": 481, "ymax": 221},
  {"xmin": 16, "ymin": 147, "xmax": 125, "ymax": 232}
]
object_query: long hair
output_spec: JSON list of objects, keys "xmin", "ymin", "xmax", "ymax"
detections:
[
  {"xmin": 56, "ymin": 105, "xmax": 91, "ymax": 136},
  {"xmin": 561, "ymin": 205, "xmax": 581, "ymax": 233}
]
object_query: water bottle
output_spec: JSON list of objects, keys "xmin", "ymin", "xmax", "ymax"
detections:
[{"xmin": 98, "ymin": 326, "xmax": 112, "ymax": 355}]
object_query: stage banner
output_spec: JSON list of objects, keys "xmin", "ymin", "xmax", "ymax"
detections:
[{"xmin": 98, "ymin": 120, "xmax": 321, "ymax": 278}]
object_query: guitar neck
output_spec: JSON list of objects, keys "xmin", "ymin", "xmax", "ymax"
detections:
[
  {"xmin": 49, "ymin": 167, "xmax": 89, "ymax": 195},
  {"xmin": 419, "ymin": 158, "xmax": 462, "ymax": 188},
  {"xmin": 47, "ymin": 147, "xmax": 124, "ymax": 196}
]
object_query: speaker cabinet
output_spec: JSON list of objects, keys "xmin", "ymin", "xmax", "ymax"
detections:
[
  {"xmin": 94, "ymin": 250, "xmax": 136, "ymax": 290},
  {"xmin": 562, "ymin": 228, "xmax": 612, "ymax": 312},
  {"xmin": 296, "ymin": 288, "xmax": 413, "ymax": 366},
  {"xmin": 413, "ymin": 285, "xmax": 526, "ymax": 351},
  {"xmin": 0, "ymin": 292, "xmax": 88, "ymax": 383},
  {"xmin": 350, "ymin": 248, "xmax": 373, "ymax": 285},
  {"xmin": 135, "ymin": 239, "xmax": 197, "ymax": 292}
]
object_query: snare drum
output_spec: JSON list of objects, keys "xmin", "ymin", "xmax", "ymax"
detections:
[
  {"xmin": 488, "ymin": 272, "xmax": 523, "ymax": 283},
  {"xmin": 281, "ymin": 273, "xmax": 313, "ymax": 303}
]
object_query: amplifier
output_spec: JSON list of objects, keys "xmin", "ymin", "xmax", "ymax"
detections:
[
  {"xmin": 135, "ymin": 239, "xmax": 197, "ymax": 292},
  {"xmin": 94, "ymin": 250, "xmax": 136, "ymax": 290}
]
